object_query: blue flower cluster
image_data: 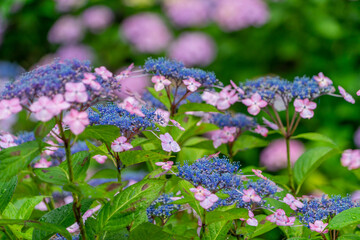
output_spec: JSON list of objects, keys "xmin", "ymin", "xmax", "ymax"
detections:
[
  {"xmin": 177, "ymin": 156, "xmax": 242, "ymax": 192},
  {"xmin": 143, "ymin": 57, "xmax": 219, "ymax": 87},
  {"xmin": 296, "ymin": 195, "xmax": 358, "ymax": 226},
  {"xmin": 209, "ymin": 113, "xmax": 256, "ymax": 130},
  {"xmin": 0, "ymin": 61, "xmax": 24, "ymax": 79},
  {"xmin": 238, "ymin": 75, "xmax": 335, "ymax": 102},
  {"xmin": 88, "ymin": 103, "xmax": 163, "ymax": 134},
  {"xmin": 0, "ymin": 59, "xmax": 119, "ymax": 103},
  {"xmin": 14, "ymin": 131, "xmax": 35, "ymax": 145},
  {"xmin": 147, "ymin": 194, "xmax": 181, "ymax": 222}
]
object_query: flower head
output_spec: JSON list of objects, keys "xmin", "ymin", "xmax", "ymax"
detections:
[
  {"xmin": 309, "ymin": 220, "xmax": 328, "ymax": 234},
  {"xmin": 111, "ymin": 136, "xmax": 133, "ymax": 152},
  {"xmin": 183, "ymin": 77, "xmax": 201, "ymax": 92},
  {"xmin": 254, "ymin": 125, "xmax": 268, "ymax": 137},
  {"xmin": 82, "ymin": 73, "xmax": 101, "ymax": 90},
  {"xmin": 155, "ymin": 161, "xmax": 174, "ymax": 171},
  {"xmin": 151, "ymin": 75, "xmax": 171, "ymax": 91},
  {"xmin": 216, "ymin": 86, "xmax": 238, "ymax": 110},
  {"xmin": 95, "ymin": 66, "xmax": 113, "ymax": 80},
  {"xmin": 0, "ymin": 98, "xmax": 22, "ymax": 120},
  {"xmin": 159, "ymin": 133, "xmax": 180, "ymax": 152},
  {"xmin": 314, "ymin": 72, "xmax": 332, "ymax": 88},
  {"xmin": 242, "ymin": 93, "xmax": 267, "ymax": 116},
  {"xmin": 64, "ymin": 82, "xmax": 88, "ymax": 103},
  {"xmin": 63, "ymin": 109, "xmax": 89, "ymax": 135},
  {"xmin": 294, "ymin": 98, "xmax": 317, "ymax": 119},
  {"xmin": 242, "ymin": 188, "xmax": 261, "ymax": 203},
  {"xmin": 30, "ymin": 96, "xmax": 56, "ymax": 122},
  {"xmin": 283, "ymin": 193, "xmax": 304, "ymax": 211},
  {"xmin": 93, "ymin": 155, "xmax": 107, "ymax": 164}
]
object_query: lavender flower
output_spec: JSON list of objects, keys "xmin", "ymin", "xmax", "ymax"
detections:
[
  {"xmin": 147, "ymin": 194, "xmax": 181, "ymax": 222},
  {"xmin": 121, "ymin": 13, "xmax": 172, "ymax": 53},
  {"xmin": 48, "ymin": 15, "xmax": 84, "ymax": 44},
  {"xmin": 14, "ymin": 131, "xmax": 35, "ymax": 145},
  {"xmin": 209, "ymin": 113, "xmax": 256, "ymax": 129},
  {"xmin": 168, "ymin": 32, "xmax": 216, "ymax": 67},
  {"xmin": 81, "ymin": 6, "xmax": 114, "ymax": 33},
  {"xmin": 163, "ymin": 0, "xmax": 211, "ymax": 27},
  {"xmin": 212, "ymin": 0, "xmax": 269, "ymax": 32}
]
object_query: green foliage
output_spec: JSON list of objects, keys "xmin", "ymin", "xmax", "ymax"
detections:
[
  {"xmin": 177, "ymin": 103, "xmax": 220, "ymax": 115},
  {"xmin": 80, "ymin": 125, "xmax": 121, "ymax": 144},
  {"xmin": 328, "ymin": 207, "xmax": 360, "ymax": 230},
  {"xmin": 0, "ymin": 176, "xmax": 17, "ymax": 214}
]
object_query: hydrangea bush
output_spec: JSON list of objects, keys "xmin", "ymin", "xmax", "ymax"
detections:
[{"xmin": 0, "ymin": 57, "xmax": 359, "ymax": 240}]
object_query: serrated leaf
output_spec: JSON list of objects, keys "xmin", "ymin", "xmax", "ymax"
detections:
[
  {"xmin": 0, "ymin": 219, "xmax": 72, "ymax": 240},
  {"xmin": 203, "ymin": 221, "xmax": 232, "ymax": 240},
  {"xmin": 0, "ymin": 176, "xmax": 17, "ymax": 213},
  {"xmin": 206, "ymin": 208, "xmax": 248, "ymax": 224},
  {"xmin": 177, "ymin": 103, "xmax": 220, "ymax": 115},
  {"xmin": 328, "ymin": 207, "xmax": 360, "ymax": 230},
  {"xmin": 80, "ymin": 125, "xmax": 120, "ymax": 144},
  {"xmin": 0, "ymin": 141, "xmax": 44, "ymax": 181},
  {"xmin": 96, "ymin": 179, "xmax": 164, "ymax": 234},
  {"xmin": 294, "ymin": 147, "xmax": 339, "ymax": 193},
  {"xmin": 16, "ymin": 196, "xmax": 45, "ymax": 220},
  {"xmin": 337, "ymin": 234, "xmax": 360, "ymax": 240},
  {"xmin": 32, "ymin": 199, "xmax": 93, "ymax": 240},
  {"xmin": 119, "ymin": 150, "xmax": 173, "ymax": 166},
  {"xmin": 292, "ymin": 132, "xmax": 336, "ymax": 146}
]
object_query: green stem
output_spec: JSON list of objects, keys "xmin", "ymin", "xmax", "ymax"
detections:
[
  {"xmin": 285, "ymin": 136, "xmax": 295, "ymax": 194},
  {"xmin": 57, "ymin": 120, "xmax": 87, "ymax": 240}
]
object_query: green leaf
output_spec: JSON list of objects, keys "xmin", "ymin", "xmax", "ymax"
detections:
[
  {"xmin": 97, "ymin": 179, "xmax": 164, "ymax": 234},
  {"xmin": 232, "ymin": 135, "xmax": 268, "ymax": 154},
  {"xmin": 294, "ymin": 147, "xmax": 339, "ymax": 193},
  {"xmin": 16, "ymin": 196, "xmax": 45, "ymax": 220},
  {"xmin": 0, "ymin": 176, "xmax": 17, "ymax": 213},
  {"xmin": 0, "ymin": 141, "xmax": 44, "ymax": 181},
  {"xmin": 90, "ymin": 169, "xmax": 118, "ymax": 179},
  {"xmin": 337, "ymin": 234, "xmax": 360, "ymax": 240},
  {"xmin": 328, "ymin": 207, "xmax": 360, "ymax": 230},
  {"xmin": 178, "ymin": 180, "xmax": 203, "ymax": 220},
  {"xmin": 34, "ymin": 119, "xmax": 56, "ymax": 139},
  {"xmin": 177, "ymin": 103, "xmax": 220, "ymax": 115},
  {"xmin": 250, "ymin": 215, "xmax": 277, "ymax": 238},
  {"xmin": 292, "ymin": 132, "xmax": 336, "ymax": 146},
  {"xmin": 129, "ymin": 222, "xmax": 171, "ymax": 240},
  {"xmin": 32, "ymin": 199, "xmax": 94, "ymax": 240},
  {"xmin": 206, "ymin": 208, "xmax": 248, "ymax": 224},
  {"xmin": 59, "ymin": 151, "xmax": 90, "ymax": 182},
  {"xmin": 147, "ymin": 87, "xmax": 171, "ymax": 110},
  {"xmin": 0, "ymin": 219, "xmax": 72, "ymax": 240},
  {"xmin": 118, "ymin": 150, "xmax": 173, "ymax": 166},
  {"xmin": 80, "ymin": 125, "xmax": 120, "ymax": 144},
  {"xmin": 34, "ymin": 167, "xmax": 69, "ymax": 185},
  {"xmin": 203, "ymin": 221, "xmax": 232, "ymax": 240}
]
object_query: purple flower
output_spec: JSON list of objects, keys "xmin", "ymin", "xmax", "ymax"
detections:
[
  {"xmin": 163, "ymin": 0, "xmax": 211, "ymax": 27},
  {"xmin": 168, "ymin": 32, "xmax": 216, "ymax": 67},
  {"xmin": 48, "ymin": 15, "xmax": 84, "ymax": 44},
  {"xmin": 212, "ymin": 0, "xmax": 269, "ymax": 32},
  {"xmin": 121, "ymin": 13, "xmax": 172, "ymax": 53},
  {"xmin": 82, "ymin": 6, "xmax": 114, "ymax": 33}
]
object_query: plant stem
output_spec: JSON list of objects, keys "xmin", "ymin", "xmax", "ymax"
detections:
[
  {"xmin": 285, "ymin": 136, "xmax": 295, "ymax": 194},
  {"xmin": 57, "ymin": 120, "xmax": 87, "ymax": 240}
]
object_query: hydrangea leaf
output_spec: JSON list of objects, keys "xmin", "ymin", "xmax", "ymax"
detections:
[
  {"xmin": 328, "ymin": 207, "xmax": 360, "ymax": 230},
  {"xmin": 203, "ymin": 221, "xmax": 232, "ymax": 240},
  {"xmin": 292, "ymin": 132, "xmax": 337, "ymax": 147},
  {"xmin": 80, "ymin": 125, "xmax": 121, "ymax": 145},
  {"xmin": 0, "ymin": 176, "xmax": 17, "ymax": 214},
  {"xmin": 177, "ymin": 103, "xmax": 220, "ymax": 115}
]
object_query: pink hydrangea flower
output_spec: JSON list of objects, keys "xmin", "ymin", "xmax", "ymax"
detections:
[
  {"xmin": 252, "ymin": 169, "xmax": 267, "ymax": 180},
  {"xmin": 93, "ymin": 155, "xmax": 107, "ymax": 164},
  {"xmin": 95, "ymin": 66, "xmax": 113, "ymax": 80},
  {"xmin": 242, "ymin": 188, "xmax": 261, "ymax": 203},
  {"xmin": 246, "ymin": 210, "xmax": 258, "ymax": 226},
  {"xmin": 294, "ymin": 98, "xmax": 317, "ymax": 119},
  {"xmin": 34, "ymin": 158, "xmax": 52, "ymax": 168},
  {"xmin": 30, "ymin": 96, "xmax": 56, "ymax": 122},
  {"xmin": 111, "ymin": 136, "xmax": 133, "ymax": 152},
  {"xmin": 254, "ymin": 125, "xmax": 268, "ymax": 137},
  {"xmin": 216, "ymin": 86, "xmax": 238, "ymax": 110},
  {"xmin": 357, "ymin": 90, "xmax": 360, "ymax": 96},
  {"xmin": 82, "ymin": 73, "xmax": 101, "ymax": 90},
  {"xmin": 155, "ymin": 161, "xmax": 174, "ymax": 171},
  {"xmin": 65, "ymin": 82, "xmax": 88, "ymax": 103},
  {"xmin": 338, "ymin": 86, "xmax": 355, "ymax": 104},
  {"xmin": 170, "ymin": 119, "xmax": 185, "ymax": 131},
  {"xmin": 52, "ymin": 94, "xmax": 70, "ymax": 115},
  {"xmin": 266, "ymin": 209, "xmax": 295, "ymax": 226},
  {"xmin": 63, "ymin": 109, "xmax": 89, "ymax": 135},
  {"xmin": 183, "ymin": 77, "xmax": 201, "ymax": 92},
  {"xmin": 202, "ymin": 91, "xmax": 220, "ymax": 106},
  {"xmin": 151, "ymin": 75, "xmax": 171, "ymax": 91},
  {"xmin": 314, "ymin": 72, "xmax": 332, "ymax": 88},
  {"xmin": 283, "ymin": 193, "xmax": 304, "ymax": 211},
  {"xmin": 0, "ymin": 98, "xmax": 22, "ymax": 120},
  {"xmin": 199, "ymin": 193, "xmax": 219, "ymax": 209},
  {"xmin": 309, "ymin": 220, "xmax": 328, "ymax": 234},
  {"xmin": 242, "ymin": 93, "xmax": 267, "ymax": 116},
  {"xmin": 0, "ymin": 133, "xmax": 16, "ymax": 148},
  {"xmin": 341, "ymin": 149, "xmax": 360, "ymax": 170},
  {"xmin": 159, "ymin": 133, "xmax": 181, "ymax": 152},
  {"xmin": 190, "ymin": 186, "xmax": 211, "ymax": 201},
  {"xmin": 210, "ymin": 130, "xmax": 229, "ymax": 148}
]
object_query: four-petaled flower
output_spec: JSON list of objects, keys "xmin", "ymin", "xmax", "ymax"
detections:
[
  {"xmin": 159, "ymin": 133, "xmax": 180, "ymax": 152},
  {"xmin": 183, "ymin": 77, "xmax": 201, "ymax": 92},
  {"xmin": 63, "ymin": 109, "xmax": 90, "ymax": 135},
  {"xmin": 314, "ymin": 72, "xmax": 332, "ymax": 88},
  {"xmin": 294, "ymin": 98, "xmax": 317, "ymax": 119},
  {"xmin": 190, "ymin": 186, "xmax": 219, "ymax": 209},
  {"xmin": 93, "ymin": 155, "xmax": 107, "ymax": 164},
  {"xmin": 283, "ymin": 193, "xmax": 304, "ymax": 211},
  {"xmin": 34, "ymin": 158, "xmax": 52, "ymax": 168},
  {"xmin": 151, "ymin": 75, "xmax": 171, "ymax": 92},
  {"xmin": 155, "ymin": 161, "xmax": 174, "ymax": 171},
  {"xmin": 65, "ymin": 82, "xmax": 88, "ymax": 103},
  {"xmin": 30, "ymin": 96, "xmax": 56, "ymax": 122},
  {"xmin": 202, "ymin": 91, "xmax": 219, "ymax": 106},
  {"xmin": 216, "ymin": 86, "xmax": 238, "ymax": 110},
  {"xmin": 242, "ymin": 188, "xmax": 261, "ymax": 203},
  {"xmin": 254, "ymin": 125, "xmax": 268, "ymax": 137},
  {"xmin": 242, "ymin": 93, "xmax": 267, "ymax": 116},
  {"xmin": 82, "ymin": 73, "xmax": 101, "ymax": 90},
  {"xmin": 0, "ymin": 98, "xmax": 22, "ymax": 120},
  {"xmin": 95, "ymin": 66, "xmax": 113, "ymax": 80},
  {"xmin": 309, "ymin": 220, "xmax": 328, "ymax": 234},
  {"xmin": 111, "ymin": 136, "xmax": 133, "ymax": 152},
  {"xmin": 52, "ymin": 94, "xmax": 70, "ymax": 115},
  {"xmin": 338, "ymin": 86, "xmax": 355, "ymax": 104}
]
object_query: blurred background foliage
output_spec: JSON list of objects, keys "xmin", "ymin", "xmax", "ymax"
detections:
[{"xmin": 0, "ymin": 0, "xmax": 360, "ymax": 196}]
